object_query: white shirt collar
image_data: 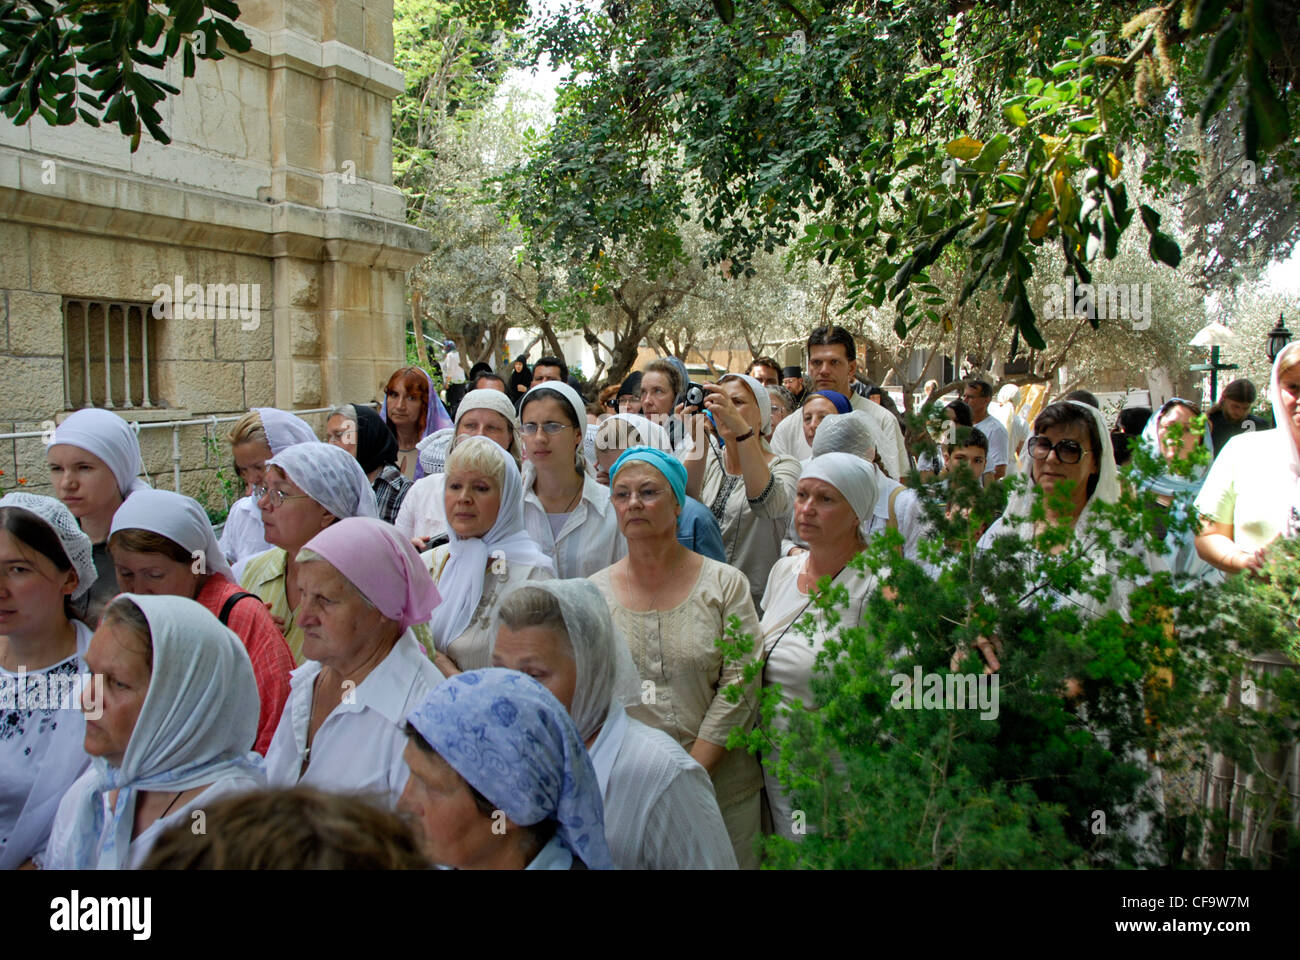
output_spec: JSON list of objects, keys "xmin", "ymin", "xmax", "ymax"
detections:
[
  {"xmin": 289, "ymin": 631, "xmax": 441, "ymax": 727},
  {"xmin": 587, "ymin": 700, "xmax": 630, "ymax": 796}
]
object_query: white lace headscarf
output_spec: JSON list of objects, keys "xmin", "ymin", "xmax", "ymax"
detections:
[
  {"xmin": 265, "ymin": 442, "xmax": 379, "ymax": 521},
  {"xmin": 811, "ymin": 410, "xmax": 880, "ymax": 462},
  {"xmin": 0, "ymin": 492, "xmax": 97, "ymax": 599},
  {"xmin": 491, "ymin": 578, "xmax": 641, "ymax": 742},
  {"xmin": 252, "ymin": 407, "xmax": 317, "ymax": 454}
]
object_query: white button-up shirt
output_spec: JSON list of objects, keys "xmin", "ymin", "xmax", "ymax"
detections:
[
  {"xmin": 588, "ymin": 701, "xmax": 738, "ymax": 870},
  {"xmin": 521, "ymin": 471, "xmax": 626, "ymax": 578},
  {"xmin": 264, "ymin": 631, "xmax": 444, "ymax": 808}
]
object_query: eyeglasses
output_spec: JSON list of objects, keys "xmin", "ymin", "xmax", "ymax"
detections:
[
  {"xmin": 1026, "ymin": 436, "xmax": 1089, "ymax": 464},
  {"xmin": 520, "ymin": 421, "xmax": 573, "ymax": 436},
  {"xmin": 251, "ymin": 484, "xmax": 312, "ymax": 509}
]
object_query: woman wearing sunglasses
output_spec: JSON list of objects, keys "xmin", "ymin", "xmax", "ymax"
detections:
[
  {"xmin": 237, "ymin": 443, "xmax": 378, "ymax": 664},
  {"xmin": 976, "ymin": 400, "xmax": 1148, "ymax": 633},
  {"xmin": 517, "ymin": 382, "xmax": 625, "ymax": 578}
]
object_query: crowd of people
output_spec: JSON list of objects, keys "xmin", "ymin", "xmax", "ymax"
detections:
[{"xmin": 2, "ymin": 322, "xmax": 1295, "ymax": 870}]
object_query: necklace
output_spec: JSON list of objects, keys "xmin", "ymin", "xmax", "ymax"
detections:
[{"xmin": 158, "ymin": 790, "xmax": 183, "ymax": 820}]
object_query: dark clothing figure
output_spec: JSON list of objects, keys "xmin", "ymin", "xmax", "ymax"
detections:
[{"xmin": 1208, "ymin": 409, "xmax": 1271, "ymax": 458}]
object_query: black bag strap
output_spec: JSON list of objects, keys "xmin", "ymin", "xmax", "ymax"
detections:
[{"xmin": 218, "ymin": 591, "xmax": 260, "ymax": 627}]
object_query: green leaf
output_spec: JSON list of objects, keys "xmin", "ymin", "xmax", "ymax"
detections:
[
  {"xmin": 183, "ymin": 42, "xmax": 196, "ymax": 77},
  {"xmin": 1198, "ymin": 67, "xmax": 1240, "ymax": 129},
  {"xmin": 1245, "ymin": 53, "xmax": 1291, "ymax": 152},
  {"xmin": 1190, "ymin": 0, "xmax": 1231, "ymax": 35},
  {"xmin": 1138, "ymin": 203, "xmax": 1161, "ymax": 232},
  {"xmin": 171, "ymin": 0, "xmax": 205, "ymax": 35},
  {"xmin": 214, "ymin": 18, "xmax": 252, "ymax": 54},
  {"xmin": 971, "ymin": 133, "xmax": 1011, "ymax": 173},
  {"xmin": 1003, "ymin": 103, "xmax": 1028, "ymax": 127},
  {"xmin": 1202, "ymin": 15, "xmax": 1239, "ymax": 82},
  {"xmin": 712, "ymin": 0, "xmax": 734, "ymax": 24},
  {"xmin": 1149, "ymin": 232, "xmax": 1182, "ymax": 267},
  {"xmin": 1246, "ymin": 0, "xmax": 1282, "ymax": 59}
]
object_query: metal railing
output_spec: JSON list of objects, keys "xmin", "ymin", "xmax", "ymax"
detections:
[{"xmin": 0, "ymin": 405, "xmax": 371, "ymax": 494}]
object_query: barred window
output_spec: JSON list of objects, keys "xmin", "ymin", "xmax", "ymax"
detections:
[{"xmin": 62, "ymin": 299, "xmax": 160, "ymax": 410}]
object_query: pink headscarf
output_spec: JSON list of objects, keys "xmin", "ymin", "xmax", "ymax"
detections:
[{"xmin": 301, "ymin": 517, "xmax": 441, "ymax": 630}]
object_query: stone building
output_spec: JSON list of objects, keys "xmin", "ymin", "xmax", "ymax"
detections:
[{"xmin": 0, "ymin": 1, "xmax": 427, "ymax": 506}]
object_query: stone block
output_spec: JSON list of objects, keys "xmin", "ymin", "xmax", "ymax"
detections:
[
  {"xmin": 154, "ymin": 314, "xmax": 216, "ymax": 361},
  {"xmin": 364, "ymin": 2, "xmax": 394, "ymax": 63},
  {"xmin": 7, "ymin": 290, "xmax": 64, "ymax": 355},
  {"xmin": 0, "ymin": 224, "xmax": 31, "ymax": 289},
  {"xmin": 336, "ymin": 359, "xmax": 380, "ymax": 404},
  {"xmin": 243, "ymin": 360, "xmax": 275, "ymax": 407},
  {"xmin": 286, "ymin": 261, "xmax": 320, "ymax": 308},
  {"xmin": 292, "ymin": 359, "xmax": 321, "ymax": 407},
  {"xmin": 216, "ymin": 308, "xmax": 273, "ymax": 360},
  {"xmin": 159, "ymin": 361, "xmax": 246, "ymax": 412},
  {"xmin": 137, "ymin": 420, "xmax": 221, "ymax": 484},
  {"xmin": 332, "ymin": 0, "xmax": 365, "ymax": 49},
  {"xmin": 290, "ymin": 308, "xmax": 321, "ymax": 354},
  {"xmin": 0, "ymin": 356, "xmax": 68, "ymax": 419}
]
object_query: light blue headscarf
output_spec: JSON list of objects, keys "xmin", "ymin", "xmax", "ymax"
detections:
[
  {"xmin": 610, "ymin": 445, "xmax": 687, "ymax": 506},
  {"xmin": 1139, "ymin": 399, "xmax": 1213, "ymax": 498},
  {"xmin": 406, "ymin": 668, "xmax": 613, "ymax": 870},
  {"xmin": 63, "ymin": 594, "xmax": 263, "ymax": 869}
]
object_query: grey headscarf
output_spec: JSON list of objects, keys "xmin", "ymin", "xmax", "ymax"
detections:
[{"xmin": 491, "ymin": 578, "xmax": 641, "ymax": 742}]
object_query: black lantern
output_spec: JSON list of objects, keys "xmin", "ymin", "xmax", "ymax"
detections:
[{"xmin": 1267, "ymin": 312, "xmax": 1292, "ymax": 363}]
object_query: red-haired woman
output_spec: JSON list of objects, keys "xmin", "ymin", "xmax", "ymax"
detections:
[{"xmin": 382, "ymin": 367, "xmax": 453, "ymax": 481}]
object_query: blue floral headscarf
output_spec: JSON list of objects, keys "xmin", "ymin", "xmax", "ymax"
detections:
[{"xmin": 406, "ymin": 668, "xmax": 613, "ymax": 869}]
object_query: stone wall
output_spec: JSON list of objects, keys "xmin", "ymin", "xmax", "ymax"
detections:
[{"xmin": 0, "ymin": 1, "xmax": 428, "ymax": 511}]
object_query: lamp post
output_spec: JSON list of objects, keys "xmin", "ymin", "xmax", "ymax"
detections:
[
  {"xmin": 1189, "ymin": 322, "xmax": 1239, "ymax": 404},
  {"xmin": 1267, "ymin": 312, "xmax": 1291, "ymax": 363}
]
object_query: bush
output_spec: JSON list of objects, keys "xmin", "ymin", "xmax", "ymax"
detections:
[{"xmin": 722, "ymin": 413, "xmax": 1300, "ymax": 868}]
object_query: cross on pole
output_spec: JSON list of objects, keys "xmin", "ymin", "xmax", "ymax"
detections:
[{"xmin": 1188, "ymin": 346, "xmax": 1238, "ymax": 404}]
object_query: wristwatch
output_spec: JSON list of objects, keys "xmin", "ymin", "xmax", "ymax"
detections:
[{"xmin": 735, "ymin": 429, "xmax": 755, "ymax": 443}]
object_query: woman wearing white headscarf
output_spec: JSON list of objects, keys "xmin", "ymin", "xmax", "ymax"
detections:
[
  {"xmin": 219, "ymin": 407, "xmax": 318, "ymax": 570},
  {"xmin": 237, "ymin": 442, "xmax": 378, "ymax": 664},
  {"xmin": 519, "ymin": 381, "xmax": 626, "ymax": 578},
  {"xmin": 682, "ymin": 373, "xmax": 802, "ymax": 608},
  {"xmin": 1194, "ymin": 342, "xmax": 1300, "ymax": 866},
  {"xmin": 47, "ymin": 409, "xmax": 151, "ymax": 626},
  {"xmin": 490, "ymin": 578, "xmax": 738, "ymax": 869},
  {"xmin": 108, "ymin": 490, "xmax": 294, "ymax": 755},
  {"xmin": 0, "ymin": 494, "xmax": 97, "ymax": 869},
  {"xmin": 425, "ymin": 437, "xmax": 554, "ymax": 673},
  {"xmin": 43, "ymin": 594, "xmax": 263, "ymax": 869},
  {"xmin": 394, "ymin": 389, "xmax": 522, "ymax": 550},
  {"xmin": 263, "ymin": 518, "xmax": 445, "ymax": 808},
  {"xmin": 759, "ymin": 454, "xmax": 880, "ymax": 839},
  {"xmin": 977, "ymin": 400, "xmax": 1150, "ymax": 620}
]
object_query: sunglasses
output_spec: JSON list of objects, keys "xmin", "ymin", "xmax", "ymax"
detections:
[{"xmin": 1026, "ymin": 436, "xmax": 1088, "ymax": 464}]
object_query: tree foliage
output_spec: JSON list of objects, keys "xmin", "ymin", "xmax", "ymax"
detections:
[
  {"xmin": 0, "ymin": 0, "xmax": 251, "ymax": 150},
  {"xmin": 492, "ymin": 0, "xmax": 1298, "ymax": 354}
]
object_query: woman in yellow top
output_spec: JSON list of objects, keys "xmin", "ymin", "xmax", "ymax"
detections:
[{"xmin": 238, "ymin": 442, "xmax": 378, "ymax": 663}]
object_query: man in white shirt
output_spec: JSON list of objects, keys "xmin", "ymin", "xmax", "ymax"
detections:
[
  {"xmin": 769, "ymin": 324, "xmax": 911, "ymax": 479},
  {"xmin": 442, "ymin": 340, "xmax": 467, "ymax": 414},
  {"xmin": 960, "ymin": 378, "xmax": 1009, "ymax": 483}
]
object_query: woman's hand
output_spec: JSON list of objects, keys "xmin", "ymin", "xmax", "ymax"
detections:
[
  {"xmin": 265, "ymin": 602, "xmax": 286, "ymax": 633},
  {"xmin": 433, "ymin": 652, "xmax": 462, "ymax": 678},
  {"xmin": 1232, "ymin": 546, "xmax": 1267, "ymax": 573},
  {"xmin": 701, "ymin": 384, "xmax": 749, "ymax": 441},
  {"xmin": 410, "ymin": 535, "xmax": 430, "ymax": 553}
]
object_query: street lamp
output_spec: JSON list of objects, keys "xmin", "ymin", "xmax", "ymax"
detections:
[
  {"xmin": 1189, "ymin": 322, "xmax": 1240, "ymax": 405},
  {"xmin": 1267, "ymin": 312, "xmax": 1291, "ymax": 363}
]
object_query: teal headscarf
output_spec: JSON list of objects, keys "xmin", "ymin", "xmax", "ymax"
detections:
[{"xmin": 610, "ymin": 445, "xmax": 686, "ymax": 506}]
